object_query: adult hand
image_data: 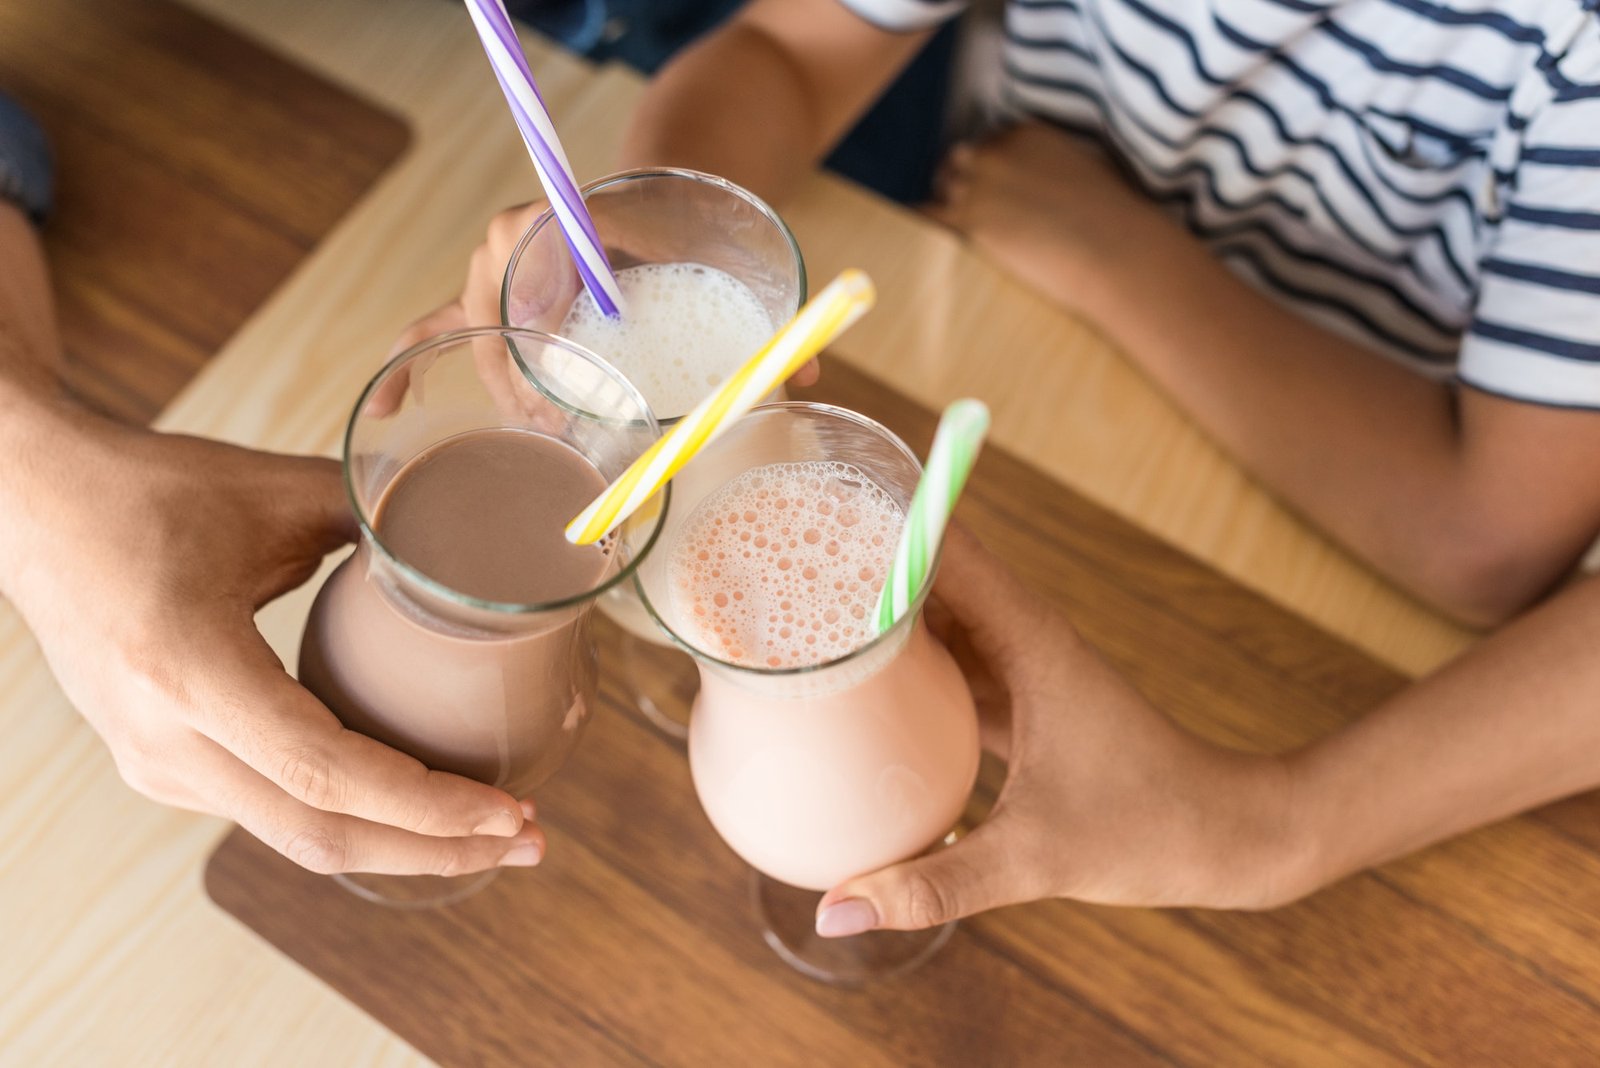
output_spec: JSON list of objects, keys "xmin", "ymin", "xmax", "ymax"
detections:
[
  {"xmin": 814, "ymin": 527, "xmax": 1305, "ymax": 937},
  {"xmin": 0, "ymin": 408, "xmax": 545, "ymax": 876},
  {"xmin": 927, "ymin": 122, "xmax": 1165, "ymax": 312}
]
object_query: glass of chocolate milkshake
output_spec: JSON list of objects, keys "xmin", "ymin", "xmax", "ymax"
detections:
[{"xmin": 298, "ymin": 327, "xmax": 664, "ymax": 907}]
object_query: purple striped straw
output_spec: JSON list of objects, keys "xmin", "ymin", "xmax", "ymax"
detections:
[{"xmin": 463, "ymin": 0, "xmax": 624, "ymax": 317}]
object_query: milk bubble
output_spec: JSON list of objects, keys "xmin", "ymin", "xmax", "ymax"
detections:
[
  {"xmin": 668, "ymin": 462, "xmax": 905, "ymax": 669},
  {"xmin": 559, "ymin": 262, "xmax": 775, "ymax": 418}
]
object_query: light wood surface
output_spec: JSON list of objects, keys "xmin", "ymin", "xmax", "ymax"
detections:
[
  {"xmin": 209, "ymin": 360, "xmax": 1600, "ymax": 1066},
  {"xmin": 0, "ymin": 0, "xmax": 1493, "ymax": 1063}
]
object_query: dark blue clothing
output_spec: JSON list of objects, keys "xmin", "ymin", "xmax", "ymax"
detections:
[
  {"xmin": 507, "ymin": 0, "xmax": 955, "ymax": 204},
  {"xmin": 0, "ymin": 92, "xmax": 52, "ymax": 224}
]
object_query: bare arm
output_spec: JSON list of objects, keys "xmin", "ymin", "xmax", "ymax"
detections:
[
  {"xmin": 1084, "ymin": 207, "xmax": 1600, "ymax": 627},
  {"xmin": 940, "ymin": 127, "xmax": 1600, "ymax": 626},
  {"xmin": 619, "ymin": 0, "xmax": 935, "ymax": 203},
  {"xmin": 0, "ymin": 201, "xmax": 63, "ymax": 414},
  {"xmin": 1291, "ymin": 569, "xmax": 1600, "ymax": 882},
  {"xmin": 815, "ymin": 529, "xmax": 1600, "ymax": 934},
  {"xmin": 0, "ymin": 203, "xmax": 94, "ymax": 586},
  {"xmin": 0, "ymin": 202, "xmax": 548, "ymax": 875}
]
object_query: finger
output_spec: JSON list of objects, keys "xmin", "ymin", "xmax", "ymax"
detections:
[
  {"xmin": 365, "ymin": 302, "xmax": 470, "ymax": 417},
  {"xmin": 463, "ymin": 239, "xmax": 509, "ymax": 330},
  {"xmin": 922, "ymin": 592, "xmax": 1010, "ymax": 754},
  {"xmin": 194, "ymin": 650, "xmax": 527, "ymax": 839},
  {"xmin": 923, "ymin": 593, "xmax": 958, "ymax": 644},
  {"xmin": 467, "ymin": 330, "xmax": 573, "ymax": 431},
  {"xmin": 471, "ymin": 330, "xmax": 536, "ymax": 421},
  {"xmin": 814, "ymin": 819, "xmax": 1033, "ymax": 934},
  {"xmin": 790, "ymin": 357, "xmax": 821, "ymax": 388},
  {"xmin": 212, "ymin": 745, "xmax": 547, "ymax": 876},
  {"xmin": 921, "ymin": 199, "xmax": 962, "ymax": 232},
  {"xmin": 931, "ymin": 525, "xmax": 1055, "ymax": 670},
  {"xmin": 239, "ymin": 454, "xmax": 357, "ymax": 605},
  {"xmin": 264, "ymin": 453, "xmax": 358, "ymax": 545},
  {"xmin": 487, "ymin": 200, "xmax": 546, "ymax": 251},
  {"xmin": 944, "ymin": 140, "xmax": 976, "ymax": 178},
  {"xmin": 391, "ymin": 300, "xmax": 470, "ymax": 361},
  {"xmin": 481, "ymin": 203, "xmax": 578, "ymax": 334},
  {"xmin": 928, "ymin": 142, "xmax": 975, "ymax": 222},
  {"xmin": 503, "ymin": 241, "xmax": 583, "ymax": 333},
  {"xmin": 931, "ymin": 144, "xmax": 972, "ymax": 204},
  {"xmin": 941, "ymin": 620, "xmax": 1014, "ymax": 758}
]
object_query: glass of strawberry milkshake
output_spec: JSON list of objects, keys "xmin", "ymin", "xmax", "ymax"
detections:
[{"xmin": 635, "ymin": 402, "xmax": 980, "ymax": 983}]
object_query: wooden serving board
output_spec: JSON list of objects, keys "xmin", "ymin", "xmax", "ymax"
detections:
[
  {"xmin": 206, "ymin": 362, "xmax": 1600, "ymax": 1066},
  {"xmin": 0, "ymin": 0, "xmax": 411, "ymax": 423}
]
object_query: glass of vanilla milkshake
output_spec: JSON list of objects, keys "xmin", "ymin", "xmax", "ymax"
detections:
[
  {"xmin": 503, "ymin": 168, "xmax": 806, "ymax": 743},
  {"xmin": 634, "ymin": 403, "xmax": 981, "ymax": 984}
]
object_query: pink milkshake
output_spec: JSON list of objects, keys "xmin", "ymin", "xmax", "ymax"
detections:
[
  {"xmin": 672, "ymin": 463, "xmax": 978, "ymax": 890},
  {"xmin": 636, "ymin": 406, "xmax": 980, "ymax": 901}
]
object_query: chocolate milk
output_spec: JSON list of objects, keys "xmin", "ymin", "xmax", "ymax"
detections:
[{"xmin": 299, "ymin": 429, "xmax": 613, "ymax": 797}]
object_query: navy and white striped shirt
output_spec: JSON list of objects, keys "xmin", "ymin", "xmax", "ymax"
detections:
[{"xmin": 843, "ymin": 0, "xmax": 1600, "ymax": 407}]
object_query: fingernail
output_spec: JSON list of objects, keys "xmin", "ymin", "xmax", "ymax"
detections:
[
  {"xmin": 500, "ymin": 840, "xmax": 543, "ymax": 867},
  {"xmin": 816, "ymin": 898, "xmax": 878, "ymax": 938},
  {"xmin": 519, "ymin": 798, "xmax": 538, "ymax": 822},
  {"xmin": 472, "ymin": 809, "xmax": 520, "ymax": 837}
]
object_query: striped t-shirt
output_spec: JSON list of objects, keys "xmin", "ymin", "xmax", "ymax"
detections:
[{"xmin": 841, "ymin": 0, "xmax": 1600, "ymax": 407}]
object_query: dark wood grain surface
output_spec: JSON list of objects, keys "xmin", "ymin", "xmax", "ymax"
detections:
[
  {"xmin": 0, "ymin": 0, "xmax": 410, "ymax": 423},
  {"xmin": 206, "ymin": 361, "xmax": 1600, "ymax": 1067}
]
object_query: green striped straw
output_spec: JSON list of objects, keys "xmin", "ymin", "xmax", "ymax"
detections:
[{"xmin": 874, "ymin": 399, "xmax": 992, "ymax": 633}]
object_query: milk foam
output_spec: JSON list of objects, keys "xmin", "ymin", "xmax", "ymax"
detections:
[
  {"xmin": 559, "ymin": 262, "xmax": 775, "ymax": 418},
  {"xmin": 668, "ymin": 462, "xmax": 905, "ymax": 670}
]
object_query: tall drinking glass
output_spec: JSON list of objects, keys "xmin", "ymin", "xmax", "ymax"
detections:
[
  {"xmin": 503, "ymin": 167, "xmax": 806, "ymax": 742},
  {"xmin": 298, "ymin": 327, "xmax": 664, "ymax": 907},
  {"xmin": 635, "ymin": 403, "xmax": 980, "ymax": 983}
]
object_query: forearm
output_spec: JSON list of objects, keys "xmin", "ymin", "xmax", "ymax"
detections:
[
  {"xmin": 0, "ymin": 203, "xmax": 64, "ymax": 405},
  {"xmin": 0, "ymin": 203, "xmax": 99, "ymax": 594},
  {"xmin": 619, "ymin": 0, "xmax": 931, "ymax": 205},
  {"xmin": 1077, "ymin": 209, "xmax": 1559, "ymax": 622},
  {"xmin": 1284, "ymin": 573, "xmax": 1600, "ymax": 896},
  {"xmin": 619, "ymin": 23, "xmax": 821, "ymax": 204}
]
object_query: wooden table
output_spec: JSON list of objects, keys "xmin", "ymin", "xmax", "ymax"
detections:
[
  {"xmin": 205, "ymin": 361, "xmax": 1600, "ymax": 1066},
  {"xmin": 0, "ymin": 0, "xmax": 409, "ymax": 423},
  {"xmin": 0, "ymin": 0, "xmax": 1552, "ymax": 1064}
]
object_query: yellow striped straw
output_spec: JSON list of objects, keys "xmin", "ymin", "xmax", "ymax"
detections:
[{"xmin": 565, "ymin": 269, "xmax": 877, "ymax": 545}]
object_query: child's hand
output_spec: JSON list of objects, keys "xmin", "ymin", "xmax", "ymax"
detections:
[{"xmin": 927, "ymin": 123, "xmax": 1164, "ymax": 310}]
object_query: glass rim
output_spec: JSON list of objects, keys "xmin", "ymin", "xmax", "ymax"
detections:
[
  {"xmin": 344, "ymin": 325, "xmax": 670, "ymax": 616},
  {"xmin": 635, "ymin": 401, "xmax": 937, "ymax": 678},
  {"xmin": 499, "ymin": 166, "xmax": 810, "ymax": 426}
]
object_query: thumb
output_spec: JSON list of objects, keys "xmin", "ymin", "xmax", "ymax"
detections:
[
  {"xmin": 814, "ymin": 819, "xmax": 1025, "ymax": 935},
  {"xmin": 237, "ymin": 451, "xmax": 355, "ymax": 609},
  {"xmin": 269, "ymin": 453, "xmax": 357, "ymax": 546},
  {"xmin": 389, "ymin": 300, "xmax": 469, "ymax": 361}
]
